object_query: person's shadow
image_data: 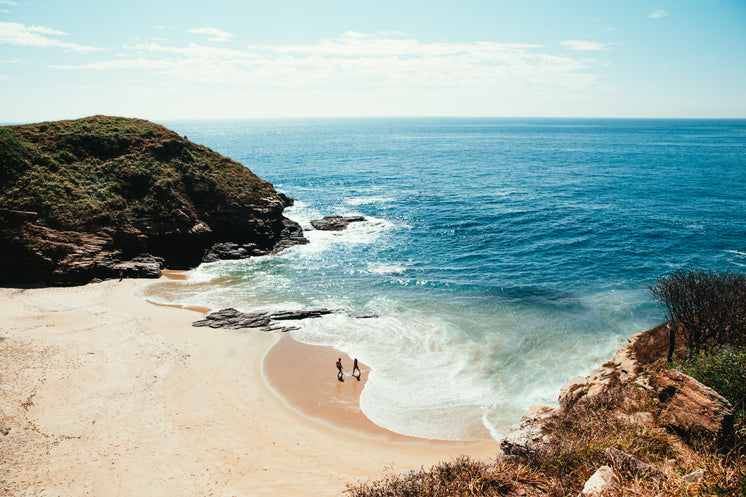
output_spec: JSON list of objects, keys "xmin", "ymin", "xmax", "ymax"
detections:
[
  {"xmin": 353, "ymin": 372, "xmax": 361, "ymax": 381},
  {"xmin": 337, "ymin": 371, "xmax": 344, "ymax": 382}
]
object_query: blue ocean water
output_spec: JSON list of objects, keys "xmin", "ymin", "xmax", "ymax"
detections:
[{"xmin": 136, "ymin": 118, "xmax": 746, "ymax": 440}]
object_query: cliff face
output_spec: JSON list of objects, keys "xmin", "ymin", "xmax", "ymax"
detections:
[{"xmin": 0, "ymin": 116, "xmax": 307, "ymax": 285}]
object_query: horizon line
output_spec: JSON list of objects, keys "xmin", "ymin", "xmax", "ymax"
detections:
[{"xmin": 4, "ymin": 115, "xmax": 746, "ymax": 126}]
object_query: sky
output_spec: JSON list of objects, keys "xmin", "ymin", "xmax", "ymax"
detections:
[{"xmin": 1, "ymin": 0, "xmax": 745, "ymax": 123}]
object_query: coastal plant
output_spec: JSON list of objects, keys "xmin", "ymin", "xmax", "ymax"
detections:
[
  {"xmin": 676, "ymin": 347, "xmax": 746, "ymax": 417},
  {"xmin": 649, "ymin": 269, "xmax": 746, "ymax": 359}
]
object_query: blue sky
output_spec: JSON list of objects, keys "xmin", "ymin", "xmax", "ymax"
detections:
[{"xmin": 1, "ymin": 0, "xmax": 745, "ymax": 122}]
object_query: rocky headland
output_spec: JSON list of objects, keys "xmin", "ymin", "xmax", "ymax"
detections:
[{"xmin": 0, "ymin": 116, "xmax": 307, "ymax": 285}]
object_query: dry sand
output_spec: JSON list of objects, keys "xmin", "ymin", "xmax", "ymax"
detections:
[{"xmin": 0, "ymin": 277, "xmax": 498, "ymax": 496}]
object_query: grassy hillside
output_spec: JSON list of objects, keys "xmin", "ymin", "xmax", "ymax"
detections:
[
  {"xmin": 0, "ymin": 116, "xmax": 304, "ymax": 284},
  {"xmin": 0, "ymin": 115, "xmax": 276, "ymax": 231}
]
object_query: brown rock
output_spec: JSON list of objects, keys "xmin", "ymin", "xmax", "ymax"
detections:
[
  {"xmin": 558, "ymin": 325, "xmax": 670, "ymax": 413},
  {"xmin": 651, "ymin": 369, "xmax": 734, "ymax": 439}
]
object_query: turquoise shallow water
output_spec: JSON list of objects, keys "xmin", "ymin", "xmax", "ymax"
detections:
[{"xmin": 136, "ymin": 118, "xmax": 746, "ymax": 440}]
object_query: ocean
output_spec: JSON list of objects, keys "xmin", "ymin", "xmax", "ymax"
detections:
[{"xmin": 135, "ymin": 118, "xmax": 746, "ymax": 441}]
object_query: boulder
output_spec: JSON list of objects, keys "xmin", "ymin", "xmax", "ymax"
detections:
[
  {"xmin": 310, "ymin": 215, "xmax": 366, "ymax": 231},
  {"xmin": 108, "ymin": 254, "xmax": 164, "ymax": 279},
  {"xmin": 650, "ymin": 369, "xmax": 734, "ymax": 439},
  {"xmin": 578, "ymin": 466, "xmax": 618, "ymax": 497},
  {"xmin": 202, "ymin": 242, "xmax": 264, "ymax": 263},
  {"xmin": 500, "ymin": 405, "xmax": 557, "ymax": 457}
]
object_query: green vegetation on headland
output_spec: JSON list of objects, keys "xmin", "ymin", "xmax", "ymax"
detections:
[
  {"xmin": 348, "ymin": 269, "xmax": 746, "ymax": 497},
  {"xmin": 1, "ymin": 116, "xmax": 274, "ymax": 230},
  {"xmin": 0, "ymin": 116, "xmax": 306, "ymax": 285}
]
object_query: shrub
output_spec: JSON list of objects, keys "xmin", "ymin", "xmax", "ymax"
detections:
[
  {"xmin": 676, "ymin": 347, "xmax": 746, "ymax": 417},
  {"xmin": 650, "ymin": 269, "xmax": 746, "ymax": 358}
]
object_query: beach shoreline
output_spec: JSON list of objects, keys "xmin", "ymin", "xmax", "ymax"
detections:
[
  {"xmin": 263, "ymin": 333, "xmax": 493, "ymax": 446},
  {"xmin": 0, "ymin": 276, "xmax": 498, "ymax": 496}
]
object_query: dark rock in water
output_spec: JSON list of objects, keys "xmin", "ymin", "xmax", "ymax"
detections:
[
  {"xmin": 272, "ymin": 218, "xmax": 309, "ymax": 252},
  {"xmin": 202, "ymin": 242, "xmax": 264, "ymax": 263},
  {"xmin": 0, "ymin": 116, "xmax": 308, "ymax": 285},
  {"xmin": 193, "ymin": 307, "xmax": 335, "ymax": 332},
  {"xmin": 270, "ymin": 309, "xmax": 333, "ymax": 320},
  {"xmin": 353, "ymin": 313, "xmax": 379, "ymax": 319},
  {"xmin": 310, "ymin": 215, "xmax": 366, "ymax": 231}
]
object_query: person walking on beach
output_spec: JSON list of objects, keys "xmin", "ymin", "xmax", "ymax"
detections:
[
  {"xmin": 352, "ymin": 358, "xmax": 360, "ymax": 378},
  {"xmin": 336, "ymin": 358, "xmax": 343, "ymax": 380}
]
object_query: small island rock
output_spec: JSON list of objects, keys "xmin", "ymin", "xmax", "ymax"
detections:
[{"xmin": 310, "ymin": 215, "xmax": 366, "ymax": 231}]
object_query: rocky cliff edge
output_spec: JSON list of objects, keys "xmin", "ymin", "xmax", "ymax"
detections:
[{"xmin": 0, "ymin": 116, "xmax": 307, "ymax": 285}]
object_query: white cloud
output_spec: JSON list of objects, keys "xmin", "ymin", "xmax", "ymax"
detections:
[
  {"xmin": 648, "ymin": 10, "xmax": 669, "ymax": 19},
  {"xmin": 51, "ymin": 31, "xmax": 605, "ymax": 107},
  {"xmin": 0, "ymin": 21, "xmax": 103, "ymax": 52},
  {"xmin": 26, "ymin": 25, "xmax": 67, "ymax": 36},
  {"xmin": 559, "ymin": 40, "xmax": 610, "ymax": 51},
  {"xmin": 190, "ymin": 27, "xmax": 233, "ymax": 43},
  {"xmin": 0, "ymin": 1, "xmax": 18, "ymax": 5}
]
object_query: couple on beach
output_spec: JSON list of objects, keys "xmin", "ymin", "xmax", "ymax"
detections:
[{"xmin": 336, "ymin": 357, "xmax": 360, "ymax": 381}]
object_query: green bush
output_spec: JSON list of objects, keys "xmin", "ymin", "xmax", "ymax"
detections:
[
  {"xmin": 0, "ymin": 128, "xmax": 29, "ymax": 184},
  {"xmin": 677, "ymin": 347, "xmax": 746, "ymax": 417}
]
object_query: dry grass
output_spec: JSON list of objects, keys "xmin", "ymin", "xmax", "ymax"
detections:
[
  {"xmin": 345, "ymin": 455, "xmax": 546, "ymax": 497},
  {"xmin": 346, "ymin": 381, "xmax": 746, "ymax": 497}
]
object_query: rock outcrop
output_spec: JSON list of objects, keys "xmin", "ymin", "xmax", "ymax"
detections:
[
  {"xmin": 500, "ymin": 322, "xmax": 735, "ymax": 488},
  {"xmin": 651, "ymin": 368, "xmax": 734, "ymax": 439},
  {"xmin": 0, "ymin": 116, "xmax": 308, "ymax": 285},
  {"xmin": 558, "ymin": 323, "xmax": 671, "ymax": 414},
  {"xmin": 192, "ymin": 307, "xmax": 335, "ymax": 332},
  {"xmin": 499, "ymin": 405, "xmax": 556, "ymax": 457},
  {"xmin": 310, "ymin": 215, "xmax": 366, "ymax": 231}
]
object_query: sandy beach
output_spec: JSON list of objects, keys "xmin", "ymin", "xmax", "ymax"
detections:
[{"xmin": 0, "ymin": 277, "xmax": 498, "ymax": 496}]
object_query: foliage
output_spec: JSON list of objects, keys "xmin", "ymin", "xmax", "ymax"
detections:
[
  {"xmin": 676, "ymin": 347, "xmax": 746, "ymax": 417},
  {"xmin": 0, "ymin": 115, "xmax": 275, "ymax": 230},
  {"xmin": 346, "ymin": 385, "xmax": 746, "ymax": 497},
  {"xmin": 0, "ymin": 127, "xmax": 31, "ymax": 185},
  {"xmin": 650, "ymin": 269, "xmax": 746, "ymax": 357}
]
